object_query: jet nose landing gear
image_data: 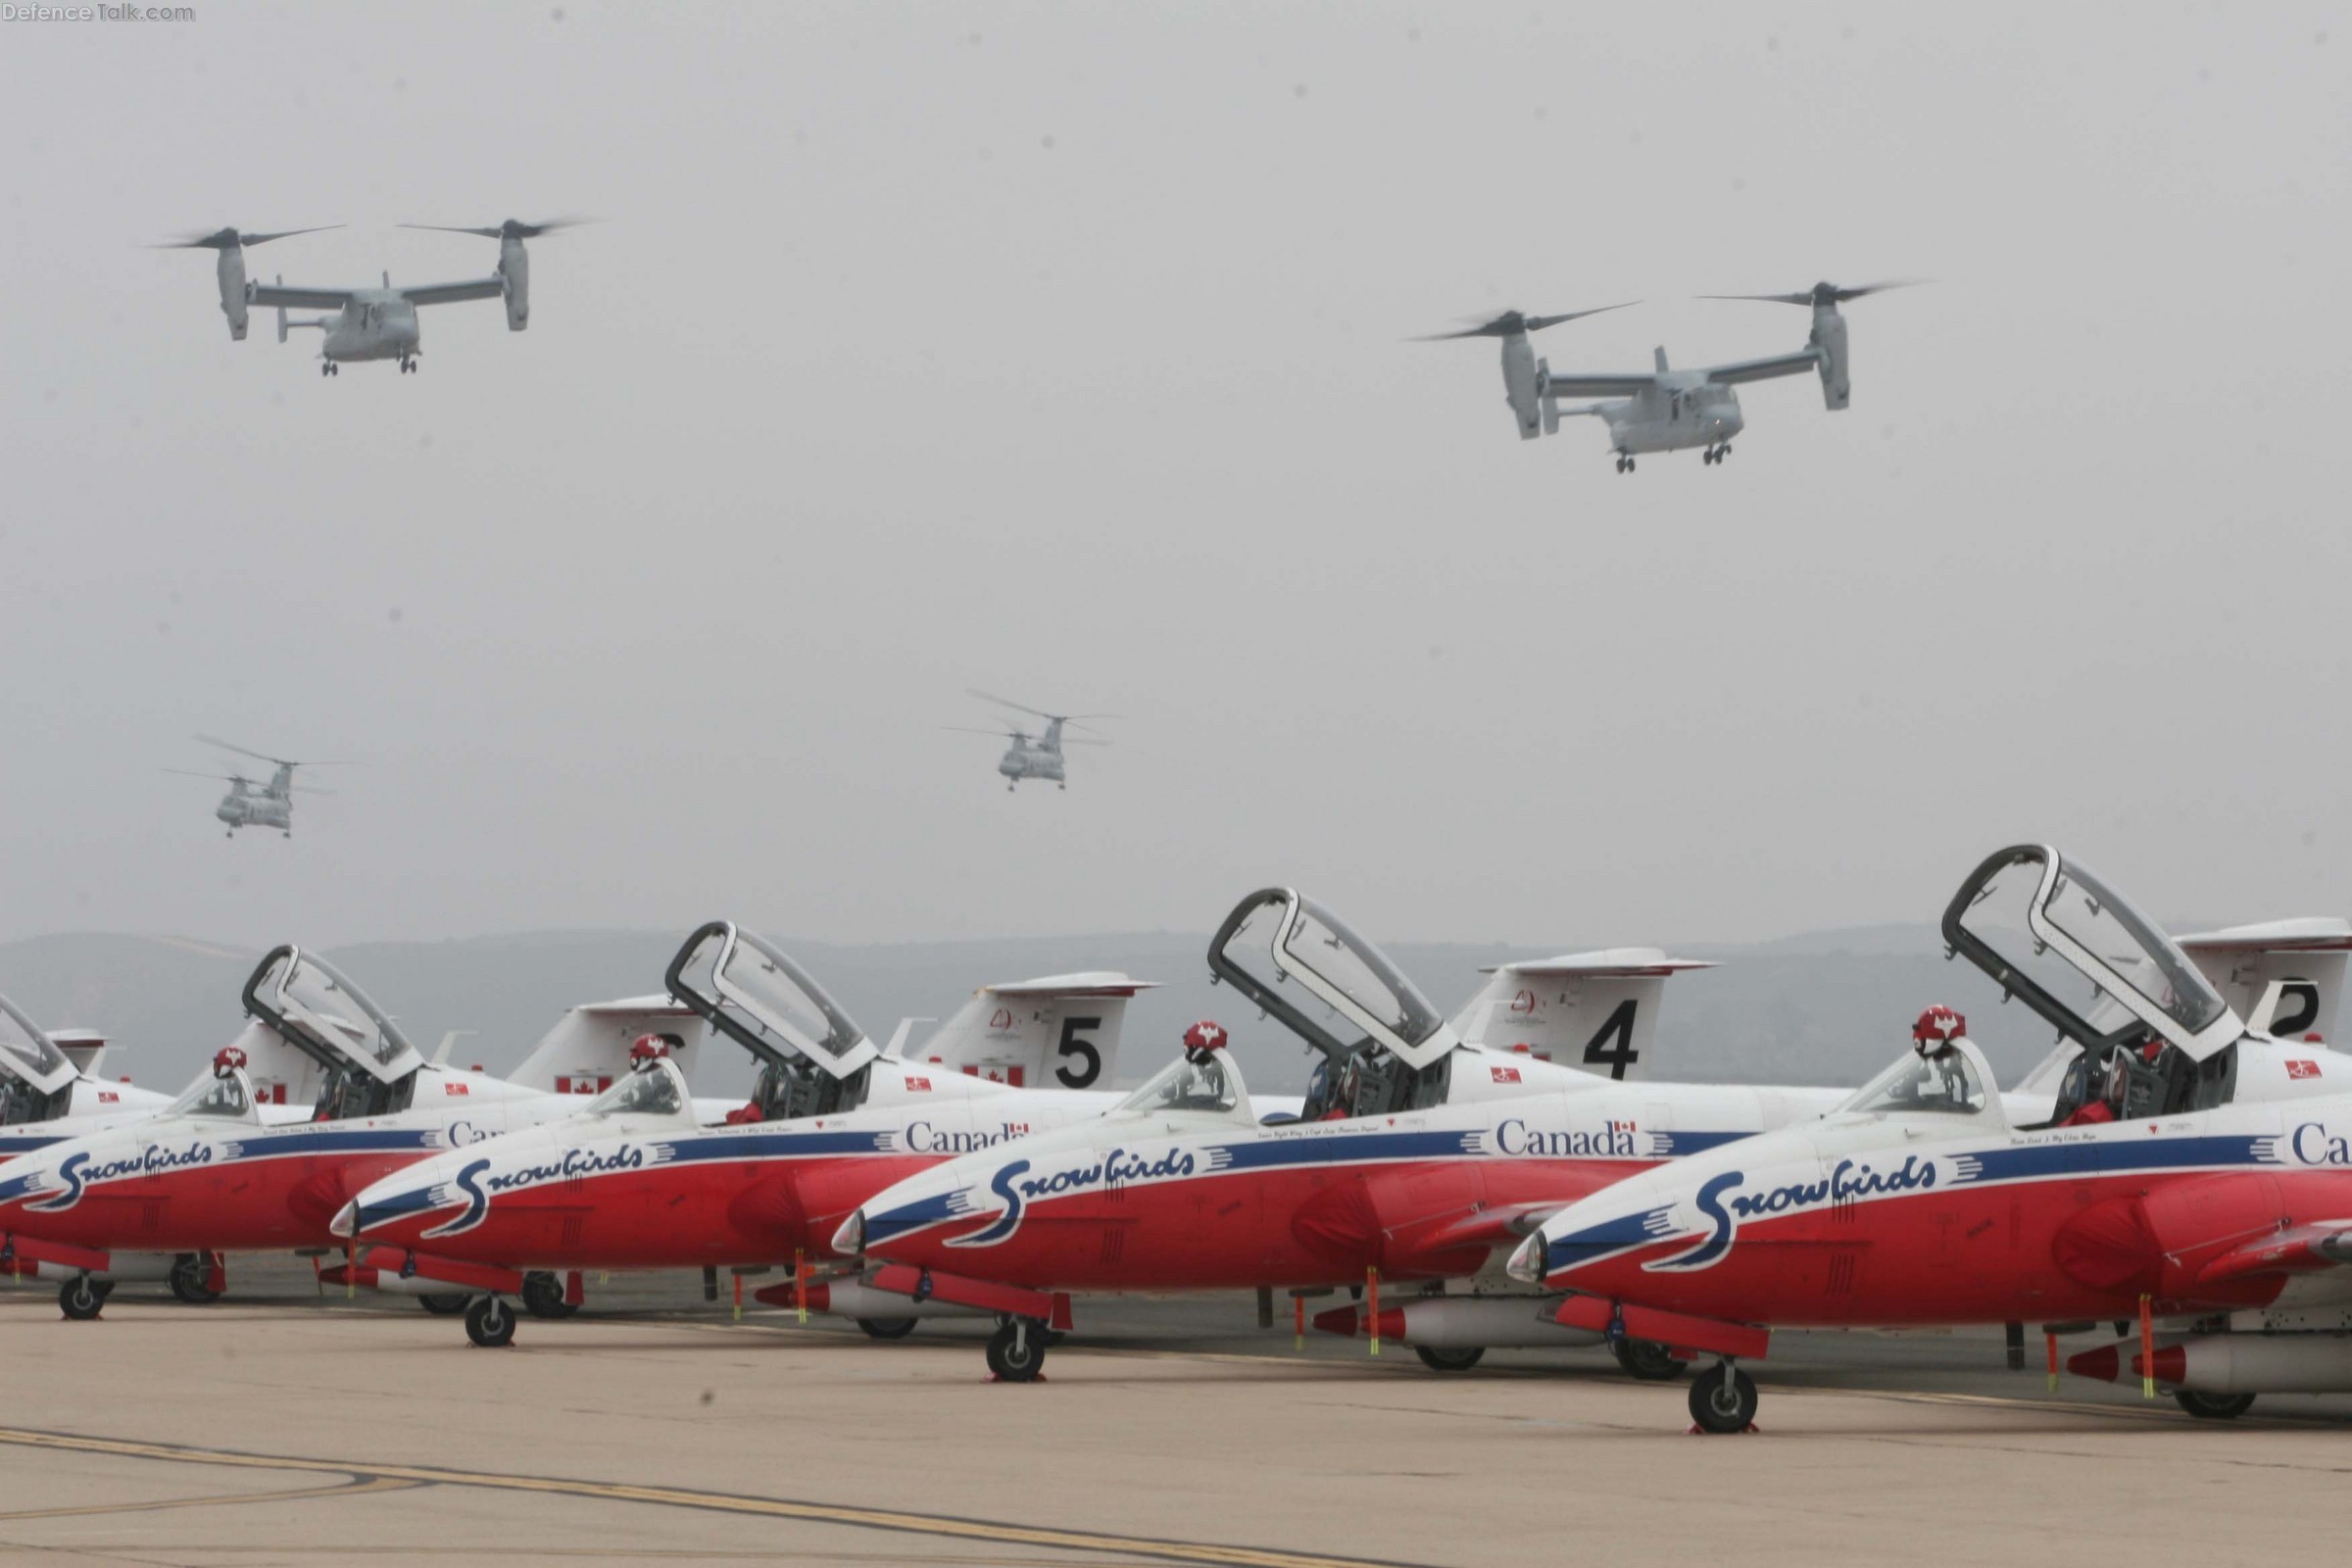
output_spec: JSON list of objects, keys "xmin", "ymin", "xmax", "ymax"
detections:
[
  {"xmin": 1688, "ymin": 1360, "xmax": 1758, "ymax": 1433},
  {"xmin": 985, "ymin": 1317, "xmax": 1048, "ymax": 1383},
  {"xmin": 465, "ymin": 1293, "xmax": 517, "ymax": 1348}
]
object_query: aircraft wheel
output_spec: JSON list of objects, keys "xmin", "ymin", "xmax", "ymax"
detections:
[
  {"xmin": 465, "ymin": 1294, "xmax": 517, "ymax": 1348},
  {"xmin": 59, "ymin": 1276, "xmax": 106, "ymax": 1321},
  {"xmin": 169, "ymin": 1254, "xmax": 220, "ymax": 1304},
  {"xmin": 417, "ymin": 1294, "xmax": 468, "ymax": 1316},
  {"xmin": 857, "ymin": 1317, "xmax": 918, "ymax": 1341},
  {"xmin": 520, "ymin": 1271, "xmax": 578, "ymax": 1319},
  {"xmin": 1412, "ymin": 1345, "xmax": 1485, "ymax": 1373},
  {"xmin": 2175, "ymin": 1390, "xmax": 2256, "ymax": 1421},
  {"xmin": 984, "ymin": 1320, "xmax": 1046, "ymax": 1383},
  {"xmin": 1688, "ymin": 1362, "xmax": 1757, "ymax": 1433},
  {"xmin": 1613, "ymin": 1339, "xmax": 1689, "ymax": 1382}
]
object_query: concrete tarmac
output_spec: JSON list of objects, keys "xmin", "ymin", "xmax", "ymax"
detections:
[{"xmin": 4, "ymin": 1261, "xmax": 2347, "ymax": 1567}]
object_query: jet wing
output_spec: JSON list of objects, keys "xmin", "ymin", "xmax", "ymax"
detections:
[
  {"xmin": 399, "ymin": 276, "xmax": 505, "ymax": 307},
  {"xmin": 247, "ymin": 281, "xmax": 357, "ymax": 309},
  {"xmin": 1700, "ymin": 349, "xmax": 1823, "ymax": 385},
  {"xmin": 1540, "ymin": 372, "xmax": 1656, "ymax": 396}
]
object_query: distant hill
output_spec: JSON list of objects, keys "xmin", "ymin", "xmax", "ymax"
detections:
[{"xmin": 0, "ymin": 921, "xmax": 2101, "ymax": 1101}]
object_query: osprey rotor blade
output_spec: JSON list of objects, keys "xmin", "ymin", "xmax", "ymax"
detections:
[
  {"xmin": 1412, "ymin": 303, "xmax": 1634, "ymax": 341},
  {"xmin": 942, "ymin": 726, "xmax": 1019, "ymax": 737},
  {"xmin": 1700, "ymin": 279, "xmax": 1925, "ymax": 308},
  {"xmin": 193, "ymin": 733, "xmax": 287, "ymax": 766},
  {"xmin": 966, "ymin": 688, "xmax": 1056, "ymax": 722},
  {"xmin": 155, "ymin": 224, "xmax": 341, "ymax": 251},
  {"xmin": 161, "ymin": 768, "xmax": 241, "ymax": 782},
  {"xmin": 399, "ymin": 217, "xmax": 595, "ymax": 241}
]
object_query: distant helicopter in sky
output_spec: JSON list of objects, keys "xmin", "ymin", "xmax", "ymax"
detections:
[
  {"xmin": 165, "ymin": 735, "xmax": 342, "ymax": 838},
  {"xmin": 949, "ymin": 691, "xmax": 1111, "ymax": 791}
]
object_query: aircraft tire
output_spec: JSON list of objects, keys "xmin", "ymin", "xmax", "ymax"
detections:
[
  {"xmin": 520, "ymin": 1272, "xmax": 579, "ymax": 1319},
  {"xmin": 2175, "ymin": 1390, "xmax": 2257, "ymax": 1421},
  {"xmin": 59, "ymin": 1276, "xmax": 105, "ymax": 1321},
  {"xmin": 1613, "ymin": 1339, "xmax": 1689, "ymax": 1382},
  {"xmin": 417, "ymin": 1294, "xmax": 469, "ymax": 1315},
  {"xmin": 857, "ymin": 1317, "xmax": 918, "ymax": 1341},
  {"xmin": 1688, "ymin": 1363, "xmax": 1757, "ymax": 1434},
  {"xmin": 465, "ymin": 1294, "xmax": 517, "ymax": 1348},
  {"xmin": 1412, "ymin": 1345, "xmax": 1485, "ymax": 1373},
  {"xmin": 168, "ymin": 1254, "xmax": 220, "ymax": 1304},
  {"xmin": 985, "ymin": 1320, "xmax": 1046, "ymax": 1383}
]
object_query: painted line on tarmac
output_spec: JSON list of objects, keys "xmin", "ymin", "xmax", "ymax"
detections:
[
  {"xmin": 0, "ymin": 1472, "xmax": 419, "ymax": 1522},
  {"xmin": 0, "ymin": 1426, "xmax": 1435, "ymax": 1568}
]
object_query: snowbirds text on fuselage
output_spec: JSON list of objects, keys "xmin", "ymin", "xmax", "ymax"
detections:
[
  {"xmin": 1517, "ymin": 844, "xmax": 2352, "ymax": 1432},
  {"xmin": 331, "ymin": 920, "xmax": 1170, "ymax": 1347},
  {"xmin": 838, "ymin": 886, "xmax": 1921, "ymax": 1385},
  {"xmin": 0, "ymin": 944, "xmax": 707, "ymax": 1319}
]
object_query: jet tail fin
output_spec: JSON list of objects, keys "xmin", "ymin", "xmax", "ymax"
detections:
[
  {"xmin": 1450, "ymin": 950, "xmax": 1713, "ymax": 1082},
  {"xmin": 910, "ymin": 974, "xmax": 1156, "ymax": 1091},
  {"xmin": 2180, "ymin": 919, "xmax": 2352, "ymax": 1045},
  {"xmin": 507, "ymin": 996, "xmax": 710, "ymax": 1097}
]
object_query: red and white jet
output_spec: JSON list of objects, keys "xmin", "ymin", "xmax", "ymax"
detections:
[
  {"xmin": 0, "ymin": 944, "xmax": 705, "ymax": 1318},
  {"xmin": 330, "ymin": 920, "xmax": 1167, "ymax": 1347},
  {"xmin": 1517, "ymin": 844, "xmax": 2352, "ymax": 1430},
  {"xmin": 0, "ymin": 997, "xmax": 174, "ymax": 1159},
  {"xmin": 835, "ymin": 887, "xmax": 1942, "ymax": 1383}
]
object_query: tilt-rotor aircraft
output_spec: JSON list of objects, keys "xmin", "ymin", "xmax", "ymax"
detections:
[
  {"xmin": 161, "ymin": 219, "xmax": 578, "ymax": 375},
  {"xmin": 1519, "ymin": 844, "xmax": 2352, "ymax": 1432},
  {"xmin": 1426, "ymin": 281, "xmax": 1911, "ymax": 470},
  {"xmin": 0, "ymin": 946, "xmax": 702, "ymax": 1320},
  {"xmin": 836, "ymin": 887, "xmax": 1978, "ymax": 1385},
  {"xmin": 331, "ymin": 921, "xmax": 1165, "ymax": 1348}
]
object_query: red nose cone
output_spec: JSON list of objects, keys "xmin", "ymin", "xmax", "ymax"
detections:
[
  {"xmin": 2066, "ymin": 1345, "xmax": 2122, "ymax": 1382},
  {"xmin": 1311, "ymin": 1305, "xmax": 1361, "ymax": 1337},
  {"xmin": 2134, "ymin": 1345, "xmax": 2185, "ymax": 1384}
]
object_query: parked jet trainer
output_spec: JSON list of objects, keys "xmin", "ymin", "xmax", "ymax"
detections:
[
  {"xmin": 1426, "ymin": 280, "xmax": 1913, "ymax": 470},
  {"xmin": 160, "ymin": 218, "xmax": 581, "ymax": 374}
]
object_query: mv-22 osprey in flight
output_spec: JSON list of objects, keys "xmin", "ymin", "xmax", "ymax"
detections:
[
  {"xmin": 160, "ymin": 219, "xmax": 583, "ymax": 375},
  {"xmin": 1422, "ymin": 281, "xmax": 1914, "ymax": 471}
]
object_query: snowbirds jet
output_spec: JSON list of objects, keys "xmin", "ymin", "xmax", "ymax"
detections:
[
  {"xmin": 836, "ymin": 887, "xmax": 2024, "ymax": 1385},
  {"xmin": 331, "ymin": 920, "xmax": 1168, "ymax": 1348},
  {"xmin": 0, "ymin": 945, "xmax": 705, "ymax": 1320},
  {"xmin": 0, "ymin": 997, "xmax": 173, "ymax": 1157},
  {"xmin": 1518, "ymin": 844, "xmax": 2352, "ymax": 1432}
]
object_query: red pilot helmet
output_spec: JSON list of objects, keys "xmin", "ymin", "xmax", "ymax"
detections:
[
  {"xmin": 628, "ymin": 1033, "xmax": 671, "ymax": 1070},
  {"xmin": 212, "ymin": 1045, "xmax": 249, "ymax": 1078},
  {"xmin": 1181, "ymin": 1020, "xmax": 1228, "ymax": 1062},
  {"xmin": 1911, "ymin": 1004, "xmax": 1966, "ymax": 1055}
]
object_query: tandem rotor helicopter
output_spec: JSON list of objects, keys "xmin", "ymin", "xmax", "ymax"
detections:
[
  {"xmin": 158, "ymin": 219, "xmax": 585, "ymax": 375},
  {"xmin": 1421, "ymin": 280, "xmax": 1916, "ymax": 471},
  {"xmin": 165, "ymin": 736, "xmax": 343, "ymax": 838},
  {"xmin": 949, "ymin": 691, "xmax": 1112, "ymax": 791}
]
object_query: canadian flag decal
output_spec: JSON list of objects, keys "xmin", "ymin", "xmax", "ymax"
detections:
[
  {"xmin": 1490, "ymin": 1064, "xmax": 1521, "ymax": 1084},
  {"xmin": 2287, "ymin": 1059, "xmax": 2323, "ymax": 1081},
  {"xmin": 906, "ymin": 1076, "xmax": 931, "ymax": 1092},
  {"xmin": 444, "ymin": 1082, "xmax": 470, "ymax": 1096}
]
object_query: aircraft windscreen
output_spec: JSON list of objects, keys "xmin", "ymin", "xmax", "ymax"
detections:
[
  {"xmin": 588, "ymin": 1062, "xmax": 686, "ymax": 1118},
  {"xmin": 1209, "ymin": 893, "xmax": 1366, "ymax": 1059},
  {"xmin": 717, "ymin": 932, "xmax": 869, "ymax": 1061},
  {"xmin": 1280, "ymin": 897, "xmax": 1446, "ymax": 1049},
  {"xmin": 0, "ymin": 997, "xmax": 71, "ymax": 1087},
  {"xmin": 1113, "ymin": 1050, "xmax": 1247, "ymax": 1119},
  {"xmin": 275, "ymin": 954, "xmax": 416, "ymax": 1072},
  {"xmin": 1952, "ymin": 853, "xmax": 2128, "ymax": 1044},
  {"xmin": 2041, "ymin": 859, "xmax": 2228, "ymax": 1036},
  {"xmin": 1839, "ymin": 1046, "xmax": 1988, "ymax": 1117},
  {"xmin": 168, "ymin": 1070, "xmax": 256, "ymax": 1122}
]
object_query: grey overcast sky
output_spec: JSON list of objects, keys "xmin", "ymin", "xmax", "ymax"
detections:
[{"xmin": 2, "ymin": 2, "xmax": 2347, "ymax": 955}]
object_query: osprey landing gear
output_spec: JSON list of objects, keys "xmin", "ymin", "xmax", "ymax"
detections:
[
  {"xmin": 1614, "ymin": 454, "xmax": 1637, "ymax": 473},
  {"xmin": 398, "ymin": 355, "xmax": 418, "ymax": 374},
  {"xmin": 985, "ymin": 1317, "xmax": 1048, "ymax": 1383},
  {"xmin": 465, "ymin": 1294, "xmax": 517, "ymax": 1348},
  {"xmin": 1702, "ymin": 443, "xmax": 1731, "ymax": 465},
  {"xmin": 1688, "ymin": 1360, "xmax": 1758, "ymax": 1433}
]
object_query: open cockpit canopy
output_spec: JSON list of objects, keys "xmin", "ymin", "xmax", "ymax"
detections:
[
  {"xmin": 166, "ymin": 1066, "xmax": 260, "ymax": 1124},
  {"xmin": 0, "ymin": 993, "xmax": 74, "ymax": 1096},
  {"xmin": 1943, "ymin": 845, "xmax": 2241, "ymax": 1062},
  {"xmin": 1837, "ymin": 1036, "xmax": 2002, "ymax": 1127},
  {"xmin": 665, "ymin": 922, "xmax": 877, "ymax": 1080},
  {"xmin": 1207, "ymin": 889, "xmax": 1456, "ymax": 1073},
  {"xmin": 242, "ymin": 946, "xmax": 422, "ymax": 1083},
  {"xmin": 584, "ymin": 1056, "xmax": 692, "ymax": 1121}
]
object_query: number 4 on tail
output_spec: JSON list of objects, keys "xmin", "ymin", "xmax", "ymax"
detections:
[{"xmin": 1581, "ymin": 1000, "xmax": 1639, "ymax": 1080}]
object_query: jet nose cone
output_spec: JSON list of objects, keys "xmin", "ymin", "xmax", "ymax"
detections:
[{"xmin": 329, "ymin": 1200, "xmax": 358, "ymax": 1240}]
